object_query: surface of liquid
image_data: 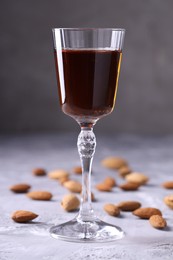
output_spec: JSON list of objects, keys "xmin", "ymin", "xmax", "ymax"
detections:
[{"xmin": 54, "ymin": 49, "xmax": 122, "ymax": 123}]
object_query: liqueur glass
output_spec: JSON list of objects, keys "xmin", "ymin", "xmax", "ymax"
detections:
[{"xmin": 50, "ymin": 28, "xmax": 125, "ymax": 242}]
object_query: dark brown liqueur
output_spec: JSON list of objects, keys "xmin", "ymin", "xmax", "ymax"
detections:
[{"xmin": 54, "ymin": 49, "xmax": 122, "ymax": 123}]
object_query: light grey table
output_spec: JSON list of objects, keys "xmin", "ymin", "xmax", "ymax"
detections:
[{"xmin": 0, "ymin": 133, "xmax": 173, "ymax": 260}]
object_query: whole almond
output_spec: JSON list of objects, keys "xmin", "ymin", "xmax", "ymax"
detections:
[
  {"xmin": 101, "ymin": 157, "xmax": 128, "ymax": 170},
  {"xmin": 118, "ymin": 166, "xmax": 132, "ymax": 178},
  {"xmin": 133, "ymin": 207, "xmax": 162, "ymax": 219},
  {"xmin": 95, "ymin": 183, "xmax": 112, "ymax": 192},
  {"xmin": 104, "ymin": 204, "xmax": 120, "ymax": 217},
  {"xmin": 149, "ymin": 215, "xmax": 167, "ymax": 229},
  {"xmin": 61, "ymin": 194, "xmax": 80, "ymax": 211},
  {"xmin": 91, "ymin": 192, "xmax": 95, "ymax": 201},
  {"xmin": 104, "ymin": 177, "xmax": 116, "ymax": 187},
  {"xmin": 164, "ymin": 194, "xmax": 173, "ymax": 209},
  {"xmin": 162, "ymin": 181, "xmax": 173, "ymax": 189},
  {"xmin": 10, "ymin": 183, "xmax": 31, "ymax": 193},
  {"xmin": 48, "ymin": 170, "xmax": 69, "ymax": 180},
  {"xmin": 125, "ymin": 172, "xmax": 148, "ymax": 185},
  {"xmin": 73, "ymin": 166, "xmax": 82, "ymax": 174},
  {"xmin": 119, "ymin": 182, "xmax": 139, "ymax": 191},
  {"xmin": 117, "ymin": 201, "xmax": 141, "ymax": 211},
  {"xmin": 64, "ymin": 180, "xmax": 82, "ymax": 193},
  {"xmin": 27, "ymin": 191, "xmax": 52, "ymax": 200},
  {"xmin": 32, "ymin": 168, "xmax": 46, "ymax": 176},
  {"xmin": 80, "ymin": 191, "xmax": 95, "ymax": 201},
  {"xmin": 11, "ymin": 210, "xmax": 38, "ymax": 223}
]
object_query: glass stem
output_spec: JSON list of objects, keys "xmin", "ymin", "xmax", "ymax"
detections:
[{"xmin": 77, "ymin": 126, "xmax": 96, "ymax": 222}]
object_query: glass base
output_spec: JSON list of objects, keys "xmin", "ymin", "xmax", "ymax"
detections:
[{"xmin": 50, "ymin": 216, "xmax": 124, "ymax": 243}]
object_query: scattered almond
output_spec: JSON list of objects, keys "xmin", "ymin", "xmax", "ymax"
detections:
[
  {"xmin": 119, "ymin": 182, "xmax": 140, "ymax": 191},
  {"xmin": 104, "ymin": 204, "xmax": 120, "ymax": 217},
  {"xmin": 95, "ymin": 183, "xmax": 112, "ymax": 192},
  {"xmin": 61, "ymin": 194, "xmax": 80, "ymax": 212},
  {"xmin": 63, "ymin": 180, "xmax": 82, "ymax": 193},
  {"xmin": 101, "ymin": 157, "xmax": 128, "ymax": 170},
  {"xmin": 133, "ymin": 207, "xmax": 162, "ymax": 219},
  {"xmin": 73, "ymin": 166, "xmax": 82, "ymax": 174},
  {"xmin": 10, "ymin": 183, "xmax": 31, "ymax": 193},
  {"xmin": 149, "ymin": 215, "xmax": 167, "ymax": 229},
  {"xmin": 117, "ymin": 201, "xmax": 141, "ymax": 211},
  {"xmin": 125, "ymin": 172, "xmax": 149, "ymax": 185},
  {"xmin": 32, "ymin": 168, "xmax": 46, "ymax": 176},
  {"xmin": 162, "ymin": 181, "xmax": 173, "ymax": 189},
  {"xmin": 164, "ymin": 194, "xmax": 173, "ymax": 209},
  {"xmin": 118, "ymin": 166, "xmax": 132, "ymax": 178},
  {"xmin": 11, "ymin": 210, "xmax": 38, "ymax": 223},
  {"xmin": 104, "ymin": 177, "xmax": 116, "ymax": 187},
  {"xmin": 91, "ymin": 192, "xmax": 95, "ymax": 201},
  {"xmin": 48, "ymin": 169, "xmax": 69, "ymax": 180},
  {"xmin": 27, "ymin": 191, "xmax": 52, "ymax": 201},
  {"xmin": 80, "ymin": 191, "xmax": 95, "ymax": 201}
]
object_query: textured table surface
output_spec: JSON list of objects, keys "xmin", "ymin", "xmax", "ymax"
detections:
[{"xmin": 0, "ymin": 133, "xmax": 173, "ymax": 260}]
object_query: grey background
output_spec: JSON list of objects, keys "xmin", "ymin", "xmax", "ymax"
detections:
[{"xmin": 0, "ymin": 0, "xmax": 173, "ymax": 134}]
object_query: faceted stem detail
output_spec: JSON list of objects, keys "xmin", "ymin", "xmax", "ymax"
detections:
[{"xmin": 77, "ymin": 127, "xmax": 96, "ymax": 222}]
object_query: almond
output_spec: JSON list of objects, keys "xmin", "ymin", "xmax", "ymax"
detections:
[
  {"xmin": 101, "ymin": 157, "xmax": 128, "ymax": 170},
  {"xmin": 133, "ymin": 207, "xmax": 162, "ymax": 219},
  {"xmin": 48, "ymin": 170, "xmax": 69, "ymax": 180},
  {"xmin": 73, "ymin": 166, "xmax": 82, "ymax": 174},
  {"xmin": 61, "ymin": 194, "xmax": 80, "ymax": 212},
  {"xmin": 162, "ymin": 181, "xmax": 173, "ymax": 189},
  {"xmin": 164, "ymin": 194, "xmax": 173, "ymax": 209},
  {"xmin": 119, "ymin": 182, "xmax": 139, "ymax": 191},
  {"xmin": 63, "ymin": 180, "xmax": 82, "ymax": 193},
  {"xmin": 10, "ymin": 183, "xmax": 31, "ymax": 193},
  {"xmin": 118, "ymin": 166, "xmax": 132, "ymax": 178},
  {"xmin": 104, "ymin": 204, "xmax": 120, "ymax": 217},
  {"xmin": 117, "ymin": 201, "xmax": 141, "ymax": 211},
  {"xmin": 104, "ymin": 177, "xmax": 116, "ymax": 187},
  {"xmin": 27, "ymin": 191, "xmax": 52, "ymax": 200},
  {"xmin": 11, "ymin": 210, "xmax": 38, "ymax": 223},
  {"xmin": 80, "ymin": 191, "xmax": 95, "ymax": 201},
  {"xmin": 32, "ymin": 168, "xmax": 46, "ymax": 176},
  {"xmin": 125, "ymin": 172, "xmax": 148, "ymax": 185},
  {"xmin": 95, "ymin": 183, "xmax": 112, "ymax": 192},
  {"xmin": 91, "ymin": 192, "xmax": 95, "ymax": 202},
  {"xmin": 149, "ymin": 215, "xmax": 167, "ymax": 229}
]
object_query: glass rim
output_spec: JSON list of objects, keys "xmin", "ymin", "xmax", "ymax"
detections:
[{"xmin": 52, "ymin": 28, "xmax": 125, "ymax": 32}]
